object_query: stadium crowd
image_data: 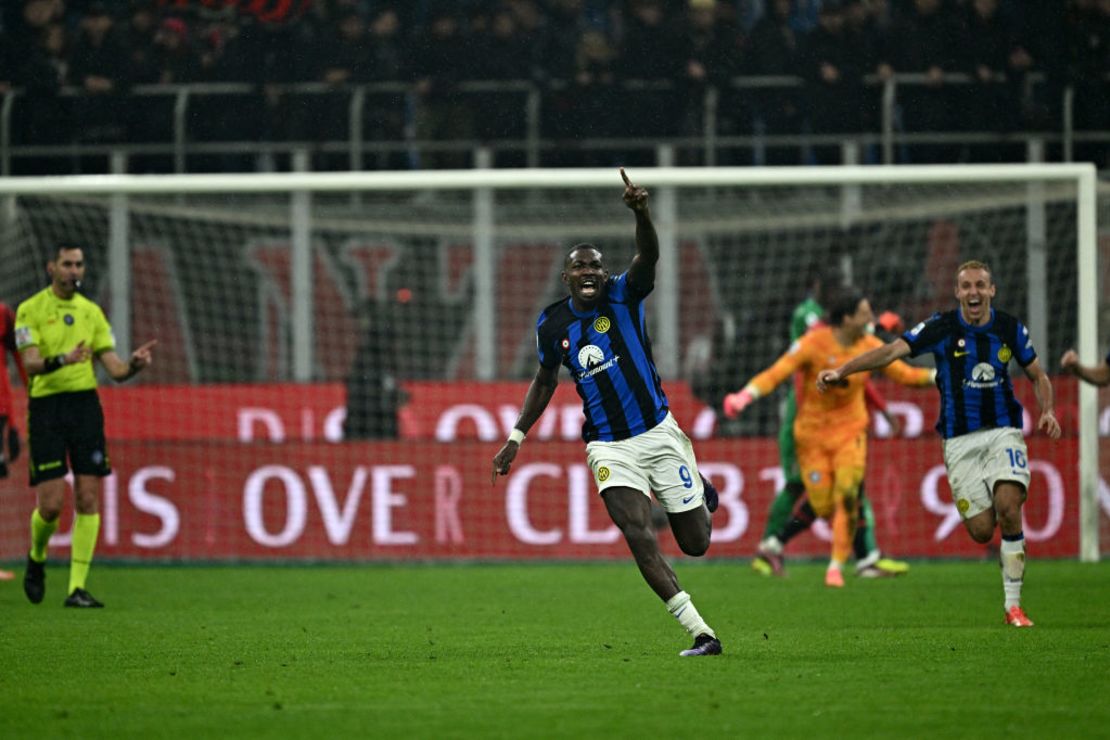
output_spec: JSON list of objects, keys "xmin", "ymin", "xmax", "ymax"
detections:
[{"xmin": 0, "ymin": 0, "xmax": 1108, "ymax": 170}]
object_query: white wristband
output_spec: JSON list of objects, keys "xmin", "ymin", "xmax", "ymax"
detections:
[{"xmin": 508, "ymin": 428, "xmax": 526, "ymax": 445}]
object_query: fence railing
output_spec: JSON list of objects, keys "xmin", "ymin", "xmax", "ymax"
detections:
[{"xmin": 1, "ymin": 72, "xmax": 1105, "ymax": 175}]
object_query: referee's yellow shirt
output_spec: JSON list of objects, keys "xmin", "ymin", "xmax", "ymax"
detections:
[{"xmin": 14, "ymin": 287, "xmax": 116, "ymax": 398}]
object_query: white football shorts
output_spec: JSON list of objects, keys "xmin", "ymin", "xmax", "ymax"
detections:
[
  {"xmin": 585, "ymin": 412, "xmax": 705, "ymax": 513},
  {"xmin": 942, "ymin": 426, "xmax": 1031, "ymax": 520}
]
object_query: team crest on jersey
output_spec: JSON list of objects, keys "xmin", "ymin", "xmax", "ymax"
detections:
[
  {"xmin": 997, "ymin": 346, "xmax": 1012, "ymax": 363},
  {"xmin": 956, "ymin": 499, "xmax": 970, "ymax": 514},
  {"xmin": 957, "ymin": 338, "xmax": 965, "ymax": 348},
  {"xmin": 809, "ymin": 471, "xmax": 821, "ymax": 483},
  {"xmin": 593, "ymin": 316, "xmax": 611, "ymax": 333},
  {"xmin": 561, "ymin": 338, "xmax": 570, "ymax": 350},
  {"xmin": 597, "ymin": 466, "xmax": 611, "ymax": 482},
  {"xmin": 63, "ymin": 314, "xmax": 74, "ymax": 325}
]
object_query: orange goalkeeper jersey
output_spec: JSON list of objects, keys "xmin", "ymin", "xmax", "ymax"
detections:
[{"xmin": 748, "ymin": 326, "xmax": 933, "ymax": 441}]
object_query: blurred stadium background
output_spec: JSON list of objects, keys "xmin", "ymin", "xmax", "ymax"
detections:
[{"xmin": 0, "ymin": 0, "xmax": 1107, "ymax": 565}]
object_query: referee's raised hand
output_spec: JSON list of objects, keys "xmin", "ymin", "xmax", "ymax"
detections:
[{"xmin": 128, "ymin": 339, "xmax": 158, "ymax": 373}]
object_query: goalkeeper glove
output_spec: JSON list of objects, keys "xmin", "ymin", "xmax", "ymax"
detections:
[
  {"xmin": 723, "ymin": 389, "xmax": 755, "ymax": 418},
  {"xmin": 877, "ymin": 311, "xmax": 905, "ymax": 334}
]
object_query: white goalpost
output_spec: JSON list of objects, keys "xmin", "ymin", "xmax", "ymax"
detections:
[{"xmin": 0, "ymin": 164, "xmax": 1100, "ymax": 563}]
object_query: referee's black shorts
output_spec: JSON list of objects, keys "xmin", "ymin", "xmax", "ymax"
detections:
[{"xmin": 27, "ymin": 390, "xmax": 111, "ymax": 486}]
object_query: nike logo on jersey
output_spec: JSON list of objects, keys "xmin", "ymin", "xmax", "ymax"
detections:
[
  {"xmin": 682, "ymin": 494, "xmax": 696, "ymax": 505},
  {"xmin": 953, "ymin": 350, "xmax": 969, "ymax": 357}
]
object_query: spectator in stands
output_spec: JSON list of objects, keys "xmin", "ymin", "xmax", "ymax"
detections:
[
  {"xmin": 842, "ymin": 0, "xmax": 886, "ymax": 133},
  {"xmin": 1065, "ymin": 0, "xmax": 1110, "ymax": 167},
  {"xmin": 799, "ymin": 0, "xmax": 866, "ymax": 164},
  {"xmin": 188, "ymin": 6, "xmax": 263, "ymax": 171},
  {"xmin": 320, "ymin": 10, "xmax": 370, "ymax": 87},
  {"xmin": 244, "ymin": 16, "xmax": 316, "ymax": 158},
  {"xmin": 616, "ymin": 0, "xmax": 686, "ymax": 162},
  {"xmin": 876, "ymin": 0, "xmax": 965, "ymax": 163},
  {"xmin": 473, "ymin": 6, "xmax": 532, "ymax": 153},
  {"xmin": 537, "ymin": 0, "xmax": 588, "ymax": 85},
  {"xmin": 70, "ymin": 1, "xmax": 131, "ymax": 145},
  {"xmin": 0, "ymin": 31, "xmax": 15, "ymax": 95},
  {"xmin": 412, "ymin": 8, "xmax": 475, "ymax": 169},
  {"xmin": 366, "ymin": 5, "xmax": 406, "ymax": 82},
  {"xmin": 504, "ymin": 0, "xmax": 545, "ymax": 49},
  {"xmin": 678, "ymin": 0, "xmax": 743, "ymax": 160},
  {"xmin": 314, "ymin": 10, "xmax": 370, "ymax": 167},
  {"xmin": 9, "ymin": 21, "xmax": 70, "ymax": 174},
  {"xmin": 124, "ymin": 1, "xmax": 159, "ymax": 84},
  {"xmin": 538, "ymin": 0, "xmax": 602, "ymax": 165},
  {"xmin": 363, "ymin": 5, "xmax": 408, "ymax": 169},
  {"xmin": 744, "ymin": 0, "xmax": 802, "ymax": 164},
  {"xmin": 152, "ymin": 16, "xmax": 196, "ymax": 84},
  {"xmin": 961, "ymin": 0, "xmax": 1031, "ymax": 162}
]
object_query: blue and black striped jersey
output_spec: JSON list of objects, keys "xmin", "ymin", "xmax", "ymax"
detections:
[
  {"xmin": 902, "ymin": 308, "xmax": 1036, "ymax": 439},
  {"xmin": 536, "ymin": 272, "xmax": 668, "ymax": 442}
]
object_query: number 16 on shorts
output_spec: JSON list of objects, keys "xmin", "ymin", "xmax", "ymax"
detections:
[{"xmin": 1005, "ymin": 447, "xmax": 1027, "ymax": 472}]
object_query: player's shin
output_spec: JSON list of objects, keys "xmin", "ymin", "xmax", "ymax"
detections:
[
  {"xmin": 830, "ymin": 504, "xmax": 853, "ymax": 567},
  {"xmin": 69, "ymin": 513, "xmax": 101, "ymax": 595},
  {"xmin": 1000, "ymin": 532, "xmax": 1026, "ymax": 610},
  {"xmin": 852, "ymin": 490, "xmax": 879, "ymax": 561},
  {"xmin": 29, "ymin": 509, "xmax": 58, "ymax": 562}
]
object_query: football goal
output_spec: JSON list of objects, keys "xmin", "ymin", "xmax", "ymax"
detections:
[{"xmin": 0, "ymin": 163, "xmax": 1101, "ymax": 563}]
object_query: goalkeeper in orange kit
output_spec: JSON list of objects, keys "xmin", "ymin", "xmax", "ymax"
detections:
[{"xmin": 724, "ymin": 287, "xmax": 935, "ymax": 587}]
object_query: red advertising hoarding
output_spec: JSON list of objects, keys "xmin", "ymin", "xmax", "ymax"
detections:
[
  {"xmin": 0, "ymin": 379, "xmax": 1102, "ymax": 561},
  {"xmin": 0, "ymin": 438, "xmax": 1085, "ymax": 561}
]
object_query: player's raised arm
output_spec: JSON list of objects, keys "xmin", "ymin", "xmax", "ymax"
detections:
[
  {"xmin": 724, "ymin": 340, "xmax": 810, "ymax": 418},
  {"xmin": 621, "ymin": 168, "xmax": 658, "ymax": 292},
  {"xmin": 817, "ymin": 337, "xmax": 911, "ymax": 392},
  {"xmin": 1021, "ymin": 357, "xmax": 1060, "ymax": 439},
  {"xmin": 492, "ymin": 363, "xmax": 560, "ymax": 483},
  {"xmin": 1060, "ymin": 348, "xmax": 1110, "ymax": 387}
]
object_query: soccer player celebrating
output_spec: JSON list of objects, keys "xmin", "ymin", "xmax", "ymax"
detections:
[
  {"xmin": 724, "ymin": 286, "xmax": 935, "ymax": 587},
  {"xmin": 492, "ymin": 169, "xmax": 723, "ymax": 657},
  {"xmin": 1059, "ymin": 347, "xmax": 1110, "ymax": 386},
  {"xmin": 818, "ymin": 261, "xmax": 1060, "ymax": 626},
  {"xmin": 748, "ymin": 266, "xmax": 911, "ymax": 579},
  {"xmin": 15, "ymin": 245, "xmax": 157, "ymax": 607}
]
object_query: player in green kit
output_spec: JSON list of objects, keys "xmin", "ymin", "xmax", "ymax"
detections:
[
  {"xmin": 15, "ymin": 245, "xmax": 156, "ymax": 607},
  {"xmin": 751, "ymin": 266, "xmax": 909, "ymax": 578}
]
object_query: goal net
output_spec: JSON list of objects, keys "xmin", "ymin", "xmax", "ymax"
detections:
[{"xmin": 0, "ymin": 165, "xmax": 1102, "ymax": 563}]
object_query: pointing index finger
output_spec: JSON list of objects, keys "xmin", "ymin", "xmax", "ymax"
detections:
[{"xmin": 620, "ymin": 168, "xmax": 632, "ymax": 188}]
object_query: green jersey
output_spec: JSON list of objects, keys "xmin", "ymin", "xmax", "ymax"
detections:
[
  {"xmin": 14, "ymin": 287, "xmax": 115, "ymax": 398},
  {"xmin": 790, "ymin": 296, "xmax": 823, "ymax": 342}
]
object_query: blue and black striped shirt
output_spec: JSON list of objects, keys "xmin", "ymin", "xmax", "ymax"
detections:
[
  {"xmin": 536, "ymin": 272, "xmax": 668, "ymax": 442},
  {"xmin": 902, "ymin": 308, "xmax": 1036, "ymax": 439}
]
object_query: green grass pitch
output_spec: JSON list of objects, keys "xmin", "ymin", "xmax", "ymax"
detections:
[{"xmin": 1, "ymin": 560, "xmax": 1108, "ymax": 739}]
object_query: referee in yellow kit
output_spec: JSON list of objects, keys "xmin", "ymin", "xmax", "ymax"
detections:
[{"xmin": 14, "ymin": 245, "xmax": 156, "ymax": 608}]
